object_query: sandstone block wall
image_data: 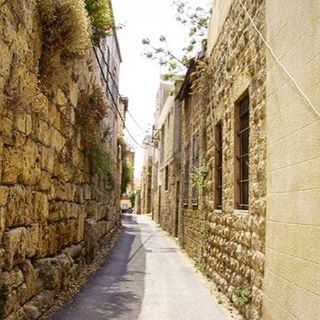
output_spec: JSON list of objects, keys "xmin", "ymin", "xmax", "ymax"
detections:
[
  {"xmin": 180, "ymin": 94, "xmax": 207, "ymax": 258},
  {"xmin": 202, "ymin": 0, "xmax": 266, "ymax": 319},
  {"xmin": 0, "ymin": 1, "xmax": 121, "ymax": 318},
  {"xmin": 264, "ymin": 1, "xmax": 320, "ymax": 319}
]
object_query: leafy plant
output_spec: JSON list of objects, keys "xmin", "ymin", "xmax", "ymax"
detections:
[
  {"xmin": 76, "ymin": 86, "xmax": 114, "ymax": 185},
  {"xmin": 38, "ymin": 0, "xmax": 91, "ymax": 59},
  {"xmin": 234, "ymin": 285, "xmax": 252, "ymax": 306},
  {"xmin": 192, "ymin": 166, "xmax": 207, "ymax": 193},
  {"xmin": 128, "ymin": 191, "xmax": 136, "ymax": 207},
  {"xmin": 142, "ymin": 0, "xmax": 211, "ymax": 80},
  {"xmin": 77, "ymin": 86, "xmax": 109, "ymax": 145},
  {"xmin": 86, "ymin": 139, "xmax": 111, "ymax": 175},
  {"xmin": 85, "ymin": 0, "xmax": 115, "ymax": 45},
  {"xmin": 121, "ymin": 160, "xmax": 133, "ymax": 194}
]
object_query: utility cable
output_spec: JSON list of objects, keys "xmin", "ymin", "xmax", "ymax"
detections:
[
  {"xmin": 97, "ymin": 44, "xmax": 148, "ymax": 133},
  {"xmin": 93, "ymin": 47, "xmax": 144, "ymax": 149},
  {"xmin": 238, "ymin": 0, "xmax": 320, "ymax": 119}
]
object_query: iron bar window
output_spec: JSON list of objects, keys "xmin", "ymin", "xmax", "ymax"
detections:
[
  {"xmin": 235, "ymin": 94, "xmax": 249, "ymax": 210},
  {"xmin": 183, "ymin": 143, "xmax": 190, "ymax": 206},
  {"xmin": 215, "ymin": 122, "xmax": 223, "ymax": 209},
  {"xmin": 192, "ymin": 131, "xmax": 200, "ymax": 207}
]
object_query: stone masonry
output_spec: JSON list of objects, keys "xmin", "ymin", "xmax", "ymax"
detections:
[
  {"xmin": 202, "ymin": 1, "xmax": 266, "ymax": 319},
  {"xmin": 0, "ymin": 1, "xmax": 121, "ymax": 318},
  {"xmin": 152, "ymin": 0, "xmax": 267, "ymax": 319}
]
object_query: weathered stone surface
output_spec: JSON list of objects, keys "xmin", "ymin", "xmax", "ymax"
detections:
[
  {"xmin": 6, "ymin": 186, "xmax": 34, "ymax": 227},
  {"xmin": 33, "ymin": 192, "xmax": 49, "ymax": 223},
  {"xmin": 3, "ymin": 227, "xmax": 28, "ymax": 270},
  {"xmin": 0, "ymin": 186, "xmax": 9, "ymax": 206},
  {"xmin": 1, "ymin": 149, "xmax": 23, "ymax": 185},
  {"xmin": 0, "ymin": 0, "xmax": 121, "ymax": 316},
  {"xmin": 1, "ymin": 267, "xmax": 24, "ymax": 290},
  {"xmin": 35, "ymin": 255, "xmax": 72, "ymax": 290}
]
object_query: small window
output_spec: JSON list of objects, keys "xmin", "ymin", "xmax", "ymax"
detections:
[
  {"xmin": 183, "ymin": 143, "xmax": 190, "ymax": 206},
  {"xmin": 235, "ymin": 93, "xmax": 250, "ymax": 210},
  {"xmin": 215, "ymin": 122, "xmax": 223, "ymax": 209},
  {"xmin": 165, "ymin": 166, "xmax": 169, "ymax": 191}
]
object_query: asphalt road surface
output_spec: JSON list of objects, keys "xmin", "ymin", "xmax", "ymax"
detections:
[{"xmin": 54, "ymin": 214, "xmax": 233, "ymax": 320}]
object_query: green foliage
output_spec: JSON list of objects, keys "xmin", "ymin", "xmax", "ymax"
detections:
[
  {"xmin": 86, "ymin": 139, "xmax": 111, "ymax": 175},
  {"xmin": 234, "ymin": 285, "xmax": 252, "ymax": 306},
  {"xmin": 194, "ymin": 256, "xmax": 206, "ymax": 274},
  {"xmin": 77, "ymin": 86, "xmax": 108, "ymax": 141},
  {"xmin": 77, "ymin": 86, "xmax": 114, "ymax": 188},
  {"xmin": 85, "ymin": 0, "xmax": 114, "ymax": 45},
  {"xmin": 128, "ymin": 191, "xmax": 136, "ymax": 207},
  {"xmin": 192, "ymin": 167, "xmax": 207, "ymax": 193},
  {"xmin": 121, "ymin": 160, "xmax": 133, "ymax": 195},
  {"xmin": 38, "ymin": 0, "xmax": 91, "ymax": 59},
  {"xmin": 142, "ymin": 0, "xmax": 211, "ymax": 80}
]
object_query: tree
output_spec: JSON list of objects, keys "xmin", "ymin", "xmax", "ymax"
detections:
[
  {"xmin": 142, "ymin": 0, "xmax": 211, "ymax": 80},
  {"xmin": 121, "ymin": 160, "xmax": 133, "ymax": 195},
  {"xmin": 128, "ymin": 191, "xmax": 136, "ymax": 208}
]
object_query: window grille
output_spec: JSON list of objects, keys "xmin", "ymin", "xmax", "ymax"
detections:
[
  {"xmin": 183, "ymin": 143, "xmax": 190, "ymax": 206},
  {"xmin": 215, "ymin": 122, "xmax": 223, "ymax": 209},
  {"xmin": 192, "ymin": 131, "xmax": 200, "ymax": 206},
  {"xmin": 235, "ymin": 94, "xmax": 249, "ymax": 210}
]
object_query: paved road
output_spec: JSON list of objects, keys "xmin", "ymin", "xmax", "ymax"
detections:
[{"xmin": 54, "ymin": 214, "xmax": 233, "ymax": 320}]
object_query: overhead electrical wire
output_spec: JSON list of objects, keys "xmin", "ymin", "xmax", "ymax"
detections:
[
  {"xmin": 97, "ymin": 44, "xmax": 149, "ymax": 134},
  {"xmin": 238, "ymin": 0, "xmax": 320, "ymax": 119},
  {"xmin": 93, "ymin": 46, "xmax": 145, "ymax": 149}
]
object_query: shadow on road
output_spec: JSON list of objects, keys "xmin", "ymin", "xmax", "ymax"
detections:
[{"xmin": 53, "ymin": 214, "xmax": 147, "ymax": 320}]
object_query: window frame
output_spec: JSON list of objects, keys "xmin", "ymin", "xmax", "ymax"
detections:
[
  {"xmin": 183, "ymin": 142, "xmax": 190, "ymax": 207},
  {"xmin": 215, "ymin": 121, "xmax": 223, "ymax": 210},
  {"xmin": 191, "ymin": 131, "xmax": 200, "ymax": 207},
  {"xmin": 164, "ymin": 165, "xmax": 169, "ymax": 191},
  {"xmin": 235, "ymin": 93, "xmax": 250, "ymax": 211}
]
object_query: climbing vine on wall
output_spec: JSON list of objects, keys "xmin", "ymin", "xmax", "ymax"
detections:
[
  {"xmin": 192, "ymin": 166, "xmax": 207, "ymax": 193},
  {"xmin": 77, "ymin": 86, "xmax": 114, "ymax": 186}
]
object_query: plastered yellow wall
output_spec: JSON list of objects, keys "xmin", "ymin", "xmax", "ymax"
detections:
[{"xmin": 264, "ymin": 1, "xmax": 320, "ymax": 319}]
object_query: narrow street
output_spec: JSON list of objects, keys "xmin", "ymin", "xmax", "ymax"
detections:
[{"xmin": 54, "ymin": 214, "xmax": 233, "ymax": 320}]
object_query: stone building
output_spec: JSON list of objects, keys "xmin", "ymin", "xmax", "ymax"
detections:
[
  {"xmin": 0, "ymin": 1, "xmax": 125, "ymax": 318},
  {"xmin": 151, "ymin": 81, "xmax": 183, "ymax": 236},
  {"xmin": 150, "ymin": 0, "xmax": 320, "ymax": 319},
  {"xmin": 151, "ymin": 82, "xmax": 173, "ymax": 222}
]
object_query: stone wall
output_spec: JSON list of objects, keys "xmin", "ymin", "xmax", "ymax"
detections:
[
  {"xmin": 180, "ymin": 93, "xmax": 207, "ymax": 258},
  {"xmin": 263, "ymin": 1, "xmax": 320, "ymax": 319},
  {"xmin": 0, "ymin": 1, "xmax": 121, "ymax": 318},
  {"xmin": 201, "ymin": 0, "xmax": 266, "ymax": 319}
]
